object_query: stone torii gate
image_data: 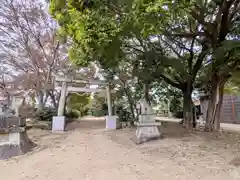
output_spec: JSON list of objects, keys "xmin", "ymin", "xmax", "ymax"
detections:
[{"xmin": 52, "ymin": 75, "xmax": 117, "ymax": 131}]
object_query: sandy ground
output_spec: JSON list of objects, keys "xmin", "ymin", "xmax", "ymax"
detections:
[{"xmin": 1, "ymin": 119, "xmax": 240, "ymax": 180}]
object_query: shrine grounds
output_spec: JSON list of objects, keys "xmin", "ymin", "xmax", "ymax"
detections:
[{"xmin": 1, "ymin": 118, "xmax": 240, "ymax": 180}]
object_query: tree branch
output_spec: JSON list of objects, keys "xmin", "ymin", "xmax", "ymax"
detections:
[
  {"xmin": 188, "ymin": 39, "xmax": 195, "ymax": 74},
  {"xmin": 218, "ymin": 0, "xmax": 235, "ymax": 43},
  {"xmin": 192, "ymin": 47, "xmax": 208, "ymax": 80},
  {"xmin": 159, "ymin": 74, "xmax": 182, "ymax": 89}
]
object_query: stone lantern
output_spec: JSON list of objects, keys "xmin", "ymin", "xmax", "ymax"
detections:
[{"xmin": 133, "ymin": 98, "xmax": 161, "ymax": 144}]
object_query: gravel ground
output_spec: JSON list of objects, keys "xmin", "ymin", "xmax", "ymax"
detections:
[{"xmin": 0, "ymin": 119, "xmax": 240, "ymax": 180}]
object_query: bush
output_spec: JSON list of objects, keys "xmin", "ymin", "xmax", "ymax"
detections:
[
  {"xmin": 33, "ymin": 108, "xmax": 57, "ymax": 121},
  {"xmin": 170, "ymin": 97, "xmax": 183, "ymax": 118},
  {"xmin": 65, "ymin": 110, "xmax": 80, "ymax": 119},
  {"xmin": 174, "ymin": 111, "xmax": 183, "ymax": 118},
  {"xmin": 116, "ymin": 105, "xmax": 131, "ymax": 122},
  {"xmin": 90, "ymin": 109, "xmax": 106, "ymax": 117},
  {"xmin": 101, "ymin": 103, "xmax": 108, "ymax": 115}
]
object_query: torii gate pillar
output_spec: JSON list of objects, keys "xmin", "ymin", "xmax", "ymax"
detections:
[
  {"xmin": 105, "ymin": 85, "xmax": 117, "ymax": 129},
  {"xmin": 52, "ymin": 76, "xmax": 118, "ymax": 131},
  {"xmin": 106, "ymin": 85, "xmax": 112, "ymax": 116},
  {"xmin": 52, "ymin": 82, "xmax": 68, "ymax": 132},
  {"xmin": 57, "ymin": 82, "xmax": 68, "ymax": 116}
]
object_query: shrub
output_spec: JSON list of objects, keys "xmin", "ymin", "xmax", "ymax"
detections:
[
  {"xmin": 116, "ymin": 105, "xmax": 131, "ymax": 122},
  {"xmin": 33, "ymin": 108, "xmax": 57, "ymax": 121},
  {"xmin": 65, "ymin": 110, "xmax": 80, "ymax": 119},
  {"xmin": 90, "ymin": 109, "xmax": 106, "ymax": 117}
]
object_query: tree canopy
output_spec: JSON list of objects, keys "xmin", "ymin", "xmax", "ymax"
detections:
[{"xmin": 50, "ymin": 0, "xmax": 240, "ymax": 131}]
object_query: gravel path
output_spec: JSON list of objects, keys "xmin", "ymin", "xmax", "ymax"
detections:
[{"xmin": 0, "ymin": 119, "xmax": 239, "ymax": 180}]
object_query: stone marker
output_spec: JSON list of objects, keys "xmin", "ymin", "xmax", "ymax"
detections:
[
  {"xmin": 0, "ymin": 104, "xmax": 36, "ymax": 159},
  {"xmin": 133, "ymin": 98, "xmax": 161, "ymax": 144}
]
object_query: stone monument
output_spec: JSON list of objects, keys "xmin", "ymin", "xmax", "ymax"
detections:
[
  {"xmin": 133, "ymin": 98, "xmax": 161, "ymax": 144},
  {"xmin": 0, "ymin": 102, "xmax": 36, "ymax": 159}
]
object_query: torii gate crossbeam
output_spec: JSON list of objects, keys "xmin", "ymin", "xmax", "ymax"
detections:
[{"xmin": 52, "ymin": 76, "xmax": 116, "ymax": 132}]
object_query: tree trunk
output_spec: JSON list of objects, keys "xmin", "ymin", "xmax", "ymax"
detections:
[
  {"xmin": 182, "ymin": 91, "xmax": 193, "ymax": 128},
  {"xmin": 36, "ymin": 91, "xmax": 44, "ymax": 112},
  {"xmin": 48, "ymin": 90, "xmax": 58, "ymax": 110},
  {"xmin": 205, "ymin": 74, "xmax": 226, "ymax": 131},
  {"xmin": 144, "ymin": 83, "xmax": 151, "ymax": 105},
  {"xmin": 124, "ymin": 88, "xmax": 137, "ymax": 121},
  {"xmin": 182, "ymin": 82, "xmax": 194, "ymax": 128},
  {"xmin": 216, "ymin": 84, "xmax": 224, "ymax": 129},
  {"xmin": 30, "ymin": 94, "xmax": 36, "ymax": 106}
]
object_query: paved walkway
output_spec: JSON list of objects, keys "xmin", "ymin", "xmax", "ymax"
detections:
[{"xmin": 0, "ymin": 119, "xmax": 238, "ymax": 180}]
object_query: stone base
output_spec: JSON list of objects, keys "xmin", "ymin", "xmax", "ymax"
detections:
[
  {"xmin": 0, "ymin": 132, "xmax": 36, "ymax": 159},
  {"xmin": 52, "ymin": 116, "xmax": 66, "ymax": 132},
  {"xmin": 196, "ymin": 116, "xmax": 206, "ymax": 131},
  {"xmin": 105, "ymin": 116, "xmax": 117, "ymax": 130},
  {"xmin": 133, "ymin": 126, "xmax": 161, "ymax": 144}
]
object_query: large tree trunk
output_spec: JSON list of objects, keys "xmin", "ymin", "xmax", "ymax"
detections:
[
  {"xmin": 48, "ymin": 90, "xmax": 58, "ymax": 110},
  {"xmin": 36, "ymin": 90, "xmax": 49, "ymax": 112},
  {"xmin": 144, "ymin": 83, "xmax": 151, "ymax": 105},
  {"xmin": 124, "ymin": 88, "xmax": 137, "ymax": 121},
  {"xmin": 182, "ymin": 90, "xmax": 194, "ymax": 128},
  {"xmin": 205, "ymin": 74, "xmax": 226, "ymax": 131},
  {"xmin": 182, "ymin": 82, "xmax": 195, "ymax": 128},
  {"xmin": 216, "ymin": 84, "xmax": 224, "ymax": 129},
  {"xmin": 36, "ymin": 91, "xmax": 44, "ymax": 112}
]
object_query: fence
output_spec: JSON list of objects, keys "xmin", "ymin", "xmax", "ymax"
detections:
[{"xmin": 220, "ymin": 95, "xmax": 240, "ymax": 124}]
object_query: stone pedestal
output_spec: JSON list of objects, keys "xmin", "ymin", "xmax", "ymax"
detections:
[
  {"xmin": 0, "ymin": 106, "xmax": 35, "ymax": 159},
  {"xmin": 133, "ymin": 122, "xmax": 162, "ymax": 144},
  {"xmin": 0, "ymin": 128, "xmax": 36, "ymax": 159},
  {"xmin": 52, "ymin": 116, "xmax": 66, "ymax": 132},
  {"xmin": 196, "ymin": 116, "xmax": 206, "ymax": 131},
  {"xmin": 105, "ymin": 115, "xmax": 117, "ymax": 130}
]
